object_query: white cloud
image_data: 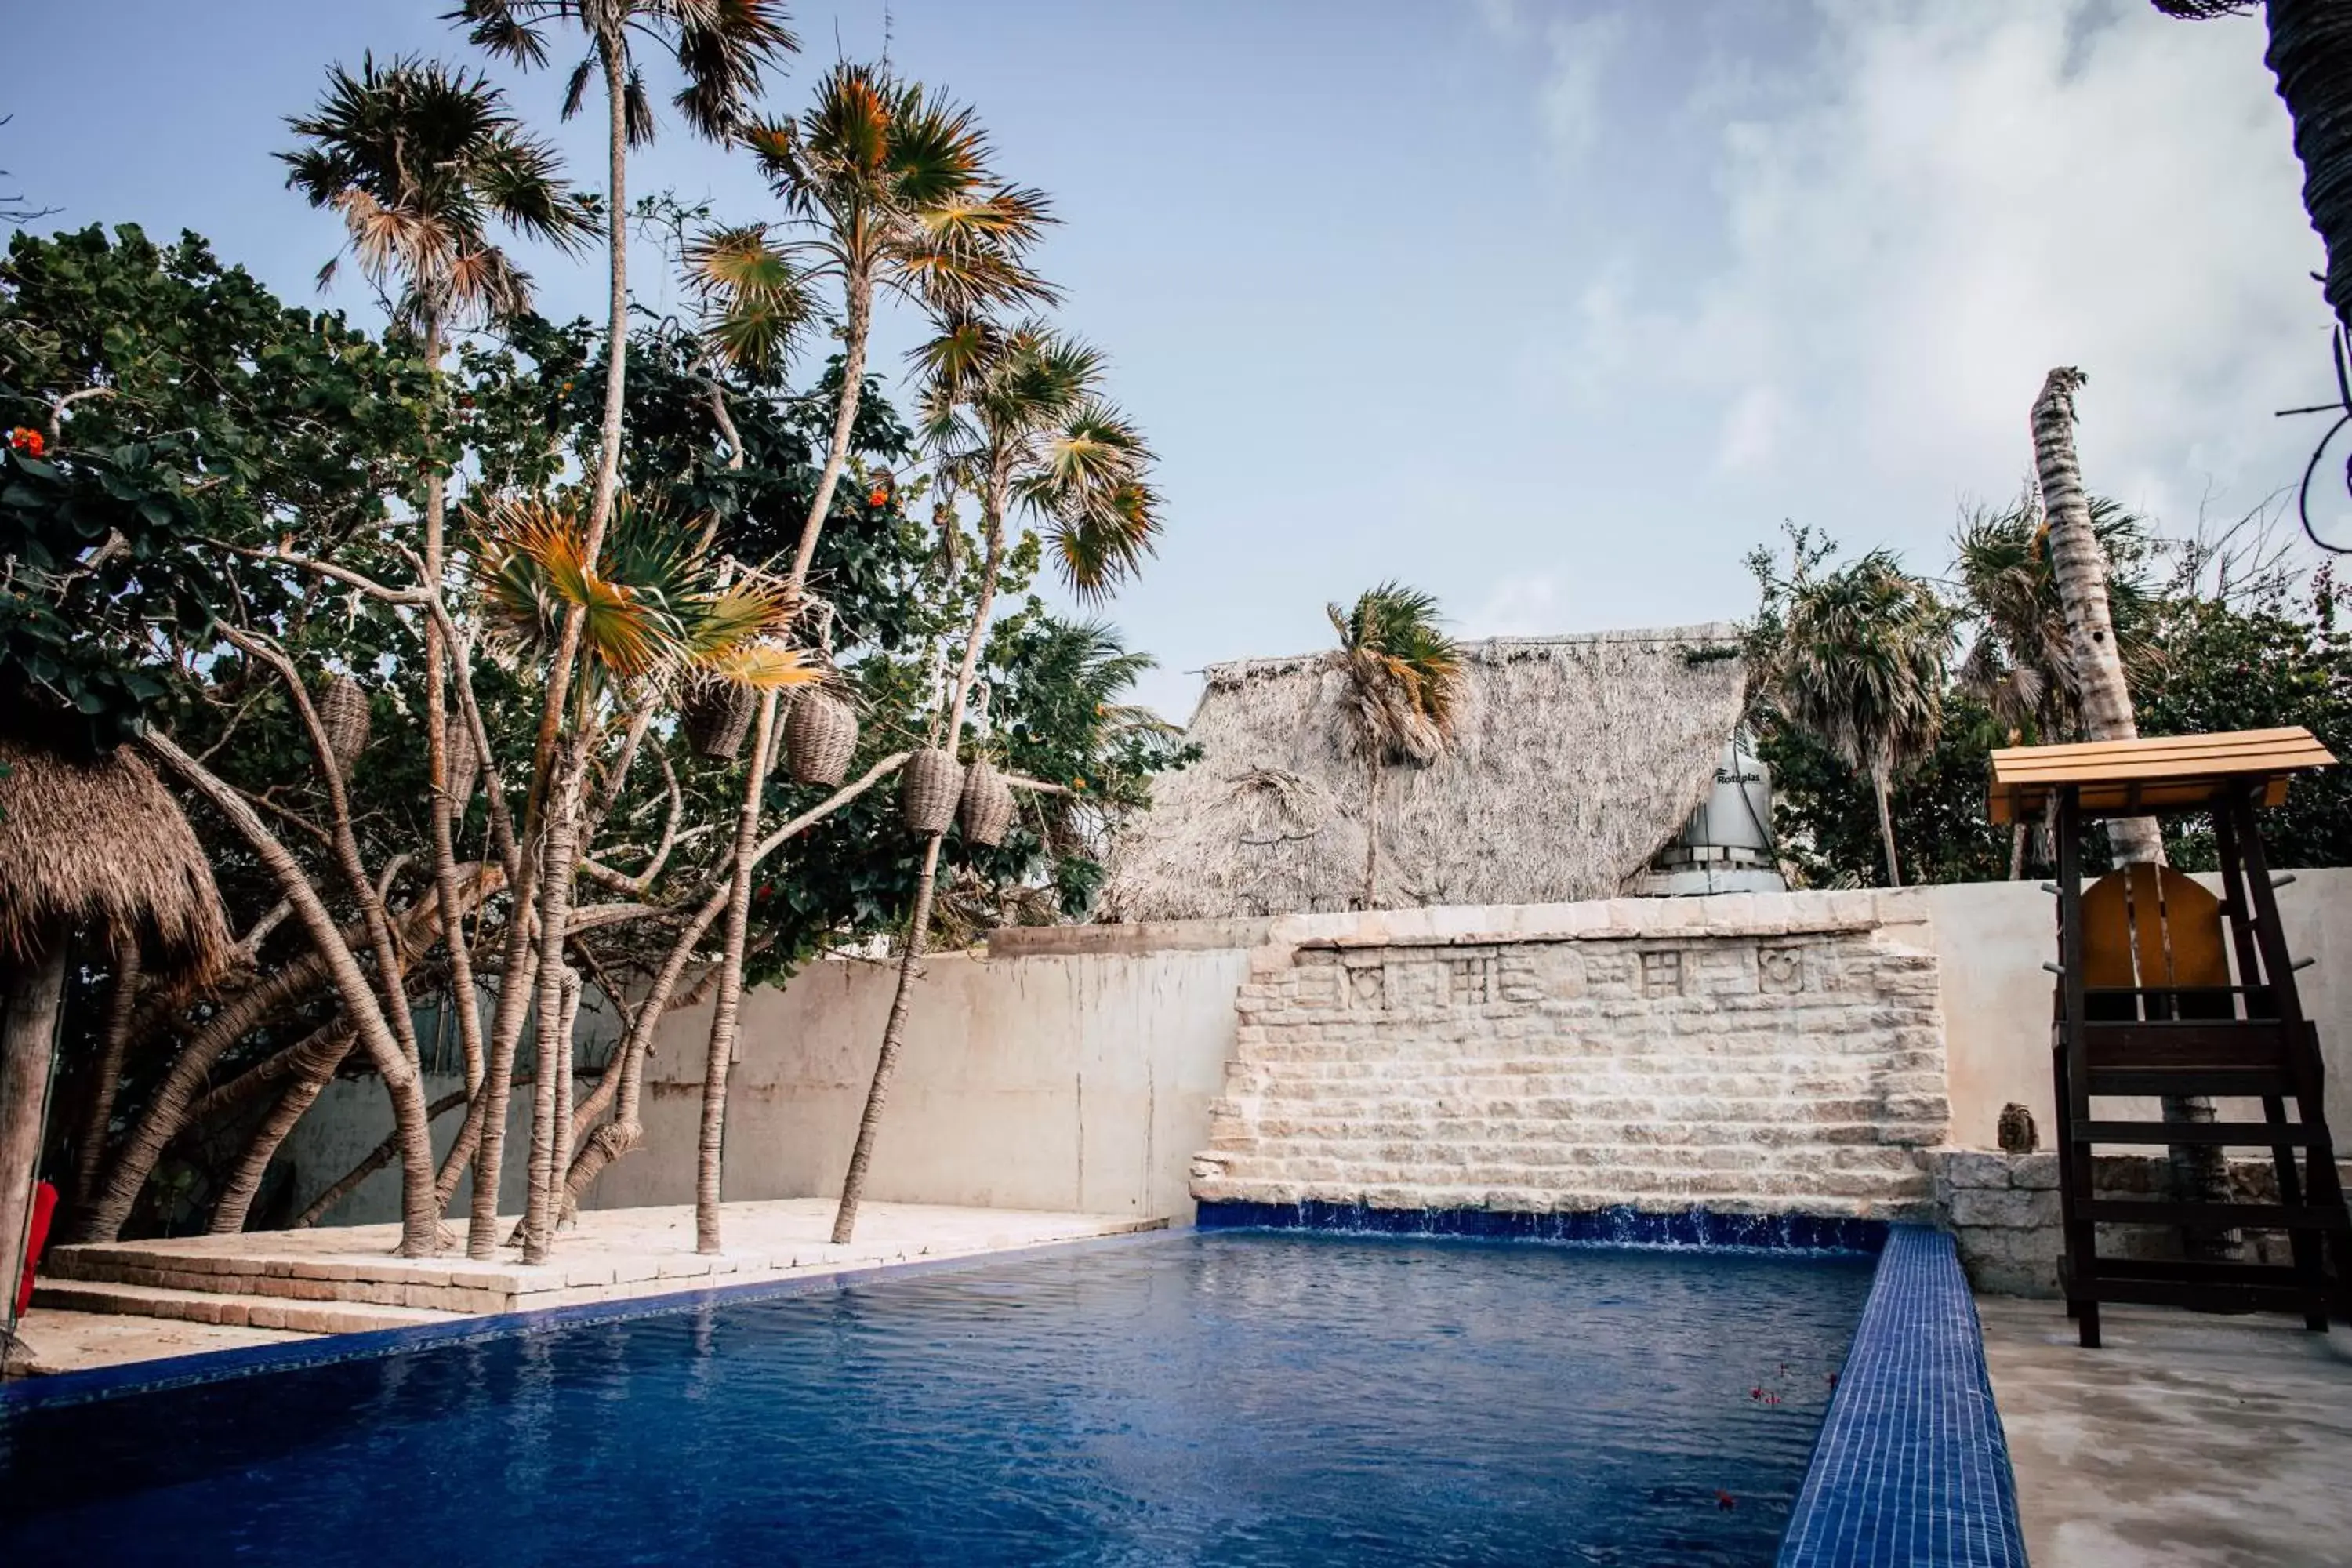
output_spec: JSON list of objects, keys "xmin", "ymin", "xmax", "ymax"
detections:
[{"xmin": 1570, "ymin": 0, "xmax": 2323, "ymax": 544}]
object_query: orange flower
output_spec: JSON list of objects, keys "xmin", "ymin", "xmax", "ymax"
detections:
[
  {"xmin": 9, "ymin": 426, "xmax": 44, "ymax": 457},
  {"xmin": 867, "ymin": 488, "xmax": 889, "ymax": 507}
]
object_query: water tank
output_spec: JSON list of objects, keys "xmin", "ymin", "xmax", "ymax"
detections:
[{"xmin": 1638, "ymin": 732, "xmax": 1785, "ymax": 896}]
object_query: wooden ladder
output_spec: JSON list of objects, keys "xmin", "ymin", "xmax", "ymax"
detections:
[{"xmin": 2053, "ymin": 785, "xmax": 2352, "ymax": 1348}]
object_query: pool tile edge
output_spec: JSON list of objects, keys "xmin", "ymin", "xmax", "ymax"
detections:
[
  {"xmin": 1194, "ymin": 1199, "xmax": 1893, "ymax": 1254},
  {"xmin": 0, "ymin": 1225, "xmax": 1184, "ymax": 1414},
  {"xmin": 1776, "ymin": 1225, "xmax": 2028, "ymax": 1568}
]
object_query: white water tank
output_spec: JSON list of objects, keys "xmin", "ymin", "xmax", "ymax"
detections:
[{"xmin": 1638, "ymin": 733, "xmax": 1785, "ymax": 896}]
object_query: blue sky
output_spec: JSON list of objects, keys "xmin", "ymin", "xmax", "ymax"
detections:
[{"xmin": 3, "ymin": 1, "xmax": 2331, "ymax": 720}]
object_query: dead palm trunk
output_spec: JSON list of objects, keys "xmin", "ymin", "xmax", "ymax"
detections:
[
  {"xmin": 1361, "ymin": 751, "xmax": 1381, "ymax": 909},
  {"xmin": 695, "ymin": 689, "xmax": 780, "ymax": 1253},
  {"xmin": 1, "ymin": 938, "xmax": 69, "ymax": 1332},
  {"xmin": 833, "ymin": 504, "xmax": 1006, "ymax": 1245},
  {"xmin": 2031, "ymin": 365, "xmax": 2227, "ymax": 1237},
  {"xmin": 2031, "ymin": 368, "xmax": 2163, "ymax": 863}
]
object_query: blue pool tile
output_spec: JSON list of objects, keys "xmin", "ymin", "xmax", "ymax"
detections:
[
  {"xmin": 1194, "ymin": 1199, "xmax": 1892, "ymax": 1254},
  {"xmin": 1777, "ymin": 1225, "xmax": 2027, "ymax": 1568}
]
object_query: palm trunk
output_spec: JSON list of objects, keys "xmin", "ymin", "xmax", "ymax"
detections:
[
  {"xmin": 1873, "ymin": 771, "xmax": 1903, "ymax": 887},
  {"xmin": 586, "ymin": 34, "xmax": 630, "ymax": 561},
  {"xmin": 1361, "ymin": 750, "xmax": 1381, "ymax": 909},
  {"xmin": 833, "ymin": 494, "xmax": 1007, "ymax": 1246},
  {"xmin": 2008, "ymin": 820, "xmax": 2028, "ymax": 880},
  {"xmin": 2263, "ymin": 0, "xmax": 2352, "ymax": 337},
  {"xmin": 208, "ymin": 1029, "xmax": 356, "ymax": 1235},
  {"xmin": 2031, "ymin": 365, "xmax": 2225, "ymax": 1241},
  {"xmin": 519, "ymin": 733, "xmax": 590, "ymax": 1265},
  {"xmin": 546, "ymin": 966, "xmax": 579, "ymax": 1232},
  {"xmin": 789, "ymin": 268, "xmax": 873, "ymax": 591},
  {"xmin": 70, "ymin": 937, "xmax": 140, "ymax": 1212},
  {"xmin": 465, "ymin": 875, "xmax": 543, "ymax": 1252},
  {"xmin": 2031, "ymin": 368, "xmax": 2163, "ymax": 864},
  {"xmin": 2, "ymin": 938, "xmax": 69, "ymax": 1331},
  {"xmin": 696, "ymin": 690, "xmax": 781, "ymax": 1253}
]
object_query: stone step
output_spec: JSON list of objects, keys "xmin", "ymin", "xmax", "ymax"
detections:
[
  {"xmin": 33, "ymin": 1279, "xmax": 465, "ymax": 1335},
  {"xmin": 43, "ymin": 1247, "xmax": 524, "ymax": 1314}
]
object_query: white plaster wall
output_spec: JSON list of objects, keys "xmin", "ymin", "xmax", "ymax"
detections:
[
  {"xmin": 598, "ymin": 937, "xmax": 1252, "ymax": 1221},
  {"xmin": 1926, "ymin": 869, "xmax": 2352, "ymax": 1149}
]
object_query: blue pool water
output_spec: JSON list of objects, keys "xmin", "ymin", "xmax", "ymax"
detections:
[{"xmin": 0, "ymin": 1232, "xmax": 1871, "ymax": 1566}]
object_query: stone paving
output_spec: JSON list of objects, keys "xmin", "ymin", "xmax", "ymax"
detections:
[
  {"xmin": 1979, "ymin": 1294, "xmax": 2352, "ymax": 1567},
  {"xmin": 14, "ymin": 1200, "xmax": 1160, "ymax": 1377}
]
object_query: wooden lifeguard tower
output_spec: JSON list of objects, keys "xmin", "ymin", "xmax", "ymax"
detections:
[{"xmin": 1988, "ymin": 727, "xmax": 2350, "ymax": 1348}]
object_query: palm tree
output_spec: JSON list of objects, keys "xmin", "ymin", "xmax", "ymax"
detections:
[
  {"xmin": 449, "ymin": 0, "xmax": 793, "ymax": 1258},
  {"xmin": 735, "ymin": 61, "xmax": 1055, "ymax": 591},
  {"xmin": 2154, "ymin": 4, "xmax": 2352, "ymax": 339},
  {"xmin": 471, "ymin": 491, "xmax": 814, "ymax": 1261},
  {"xmin": 830, "ymin": 319, "xmax": 1157, "ymax": 1245},
  {"xmin": 282, "ymin": 53, "xmax": 593, "ymax": 1110},
  {"xmin": 1327, "ymin": 585, "xmax": 1464, "ymax": 909},
  {"xmin": 1953, "ymin": 491, "xmax": 2158, "ymax": 875},
  {"xmin": 1773, "ymin": 552, "xmax": 1951, "ymax": 887}
]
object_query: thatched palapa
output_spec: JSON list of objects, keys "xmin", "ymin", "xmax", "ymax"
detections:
[
  {"xmin": 1101, "ymin": 625, "xmax": 1748, "ymax": 919},
  {"xmin": 0, "ymin": 734, "xmax": 233, "ymax": 978}
]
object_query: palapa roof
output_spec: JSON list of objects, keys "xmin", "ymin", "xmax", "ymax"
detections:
[
  {"xmin": 0, "ymin": 733, "xmax": 233, "ymax": 978},
  {"xmin": 1101, "ymin": 624, "xmax": 1749, "ymax": 920}
]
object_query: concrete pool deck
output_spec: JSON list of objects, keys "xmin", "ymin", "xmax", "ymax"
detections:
[
  {"xmin": 11, "ymin": 1200, "xmax": 1160, "ymax": 1378},
  {"xmin": 1978, "ymin": 1294, "xmax": 2352, "ymax": 1567}
]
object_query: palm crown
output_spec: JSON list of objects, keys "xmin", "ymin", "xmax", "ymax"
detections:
[
  {"xmin": 1327, "ymin": 583, "xmax": 1463, "ymax": 765},
  {"xmin": 448, "ymin": 0, "xmax": 797, "ymax": 145},
  {"xmin": 281, "ymin": 53, "xmax": 597, "ymax": 330},
  {"xmin": 916, "ymin": 317, "xmax": 1159, "ymax": 600},
  {"xmin": 1953, "ymin": 494, "xmax": 2156, "ymax": 743},
  {"xmin": 1773, "ymin": 550, "xmax": 1951, "ymax": 791}
]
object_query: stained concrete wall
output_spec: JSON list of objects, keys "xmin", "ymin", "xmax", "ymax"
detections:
[
  {"xmin": 597, "ymin": 921, "xmax": 1264, "ymax": 1221},
  {"xmin": 1926, "ymin": 869, "xmax": 2352, "ymax": 1151}
]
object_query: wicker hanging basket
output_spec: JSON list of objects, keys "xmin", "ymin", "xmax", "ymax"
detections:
[
  {"xmin": 899, "ymin": 746, "xmax": 961, "ymax": 836},
  {"xmin": 959, "ymin": 757, "xmax": 1015, "ymax": 848},
  {"xmin": 318, "ymin": 674, "xmax": 370, "ymax": 780},
  {"xmin": 444, "ymin": 715, "xmax": 480, "ymax": 808},
  {"xmin": 785, "ymin": 687, "xmax": 858, "ymax": 786},
  {"xmin": 681, "ymin": 681, "xmax": 756, "ymax": 761}
]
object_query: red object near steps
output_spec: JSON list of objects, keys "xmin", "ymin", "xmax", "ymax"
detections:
[{"xmin": 15, "ymin": 1179, "xmax": 56, "ymax": 1318}]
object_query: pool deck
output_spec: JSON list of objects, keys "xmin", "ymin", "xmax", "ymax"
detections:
[
  {"xmin": 10, "ymin": 1200, "xmax": 1160, "ymax": 1379},
  {"xmin": 1977, "ymin": 1294, "xmax": 2352, "ymax": 1567}
]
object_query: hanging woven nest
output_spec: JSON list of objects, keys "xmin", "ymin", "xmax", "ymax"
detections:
[
  {"xmin": 785, "ymin": 687, "xmax": 858, "ymax": 786},
  {"xmin": 959, "ymin": 757, "xmax": 1015, "ymax": 848},
  {"xmin": 318, "ymin": 674, "xmax": 370, "ymax": 780},
  {"xmin": 444, "ymin": 715, "xmax": 480, "ymax": 808},
  {"xmin": 681, "ymin": 681, "xmax": 756, "ymax": 761},
  {"xmin": 899, "ymin": 746, "xmax": 961, "ymax": 836}
]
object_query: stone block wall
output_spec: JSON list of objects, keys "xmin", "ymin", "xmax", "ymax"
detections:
[{"xmin": 1190, "ymin": 891, "xmax": 1950, "ymax": 1219}]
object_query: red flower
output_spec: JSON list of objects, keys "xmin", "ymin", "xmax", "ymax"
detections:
[
  {"xmin": 867, "ymin": 488, "xmax": 890, "ymax": 508},
  {"xmin": 9, "ymin": 426, "xmax": 43, "ymax": 457}
]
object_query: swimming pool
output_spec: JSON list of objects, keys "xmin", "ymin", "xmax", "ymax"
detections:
[{"xmin": 0, "ymin": 1231, "xmax": 1873, "ymax": 1566}]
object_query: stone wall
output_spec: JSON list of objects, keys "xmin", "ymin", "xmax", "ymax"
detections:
[{"xmin": 1190, "ymin": 891, "xmax": 1950, "ymax": 1219}]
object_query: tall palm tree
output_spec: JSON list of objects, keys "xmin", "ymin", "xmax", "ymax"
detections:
[
  {"xmin": 2155, "ymin": 4, "xmax": 2352, "ymax": 339},
  {"xmin": 282, "ymin": 54, "xmax": 593, "ymax": 1114},
  {"xmin": 1327, "ymin": 584, "xmax": 1464, "ymax": 909},
  {"xmin": 736, "ymin": 61, "xmax": 1055, "ymax": 591},
  {"xmin": 449, "ymin": 0, "xmax": 794, "ymax": 1258},
  {"xmin": 1773, "ymin": 551, "xmax": 1951, "ymax": 887},
  {"xmin": 830, "ymin": 318, "xmax": 1157, "ymax": 1245}
]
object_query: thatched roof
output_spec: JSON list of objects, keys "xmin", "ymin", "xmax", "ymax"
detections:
[
  {"xmin": 1101, "ymin": 624, "xmax": 1748, "ymax": 920},
  {"xmin": 0, "ymin": 734, "xmax": 233, "ymax": 978}
]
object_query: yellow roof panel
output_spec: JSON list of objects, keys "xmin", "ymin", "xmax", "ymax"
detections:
[{"xmin": 1986, "ymin": 728, "xmax": 2334, "ymax": 823}]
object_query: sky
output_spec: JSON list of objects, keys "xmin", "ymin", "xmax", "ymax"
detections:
[{"xmin": 2, "ymin": 0, "xmax": 2335, "ymax": 722}]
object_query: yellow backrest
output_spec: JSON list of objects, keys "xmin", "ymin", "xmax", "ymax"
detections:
[{"xmin": 2080, "ymin": 862, "xmax": 2229, "ymax": 991}]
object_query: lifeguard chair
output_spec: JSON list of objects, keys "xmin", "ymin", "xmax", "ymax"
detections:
[{"xmin": 1988, "ymin": 727, "xmax": 2350, "ymax": 1348}]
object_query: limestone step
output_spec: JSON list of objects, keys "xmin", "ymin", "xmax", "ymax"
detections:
[
  {"xmin": 43, "ymin": 1247, "xmax": 520, "ymax": 1314},
  {"xmin": 34, "ymin": 1279, "xmax": 465, "ymax": 1335}
]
